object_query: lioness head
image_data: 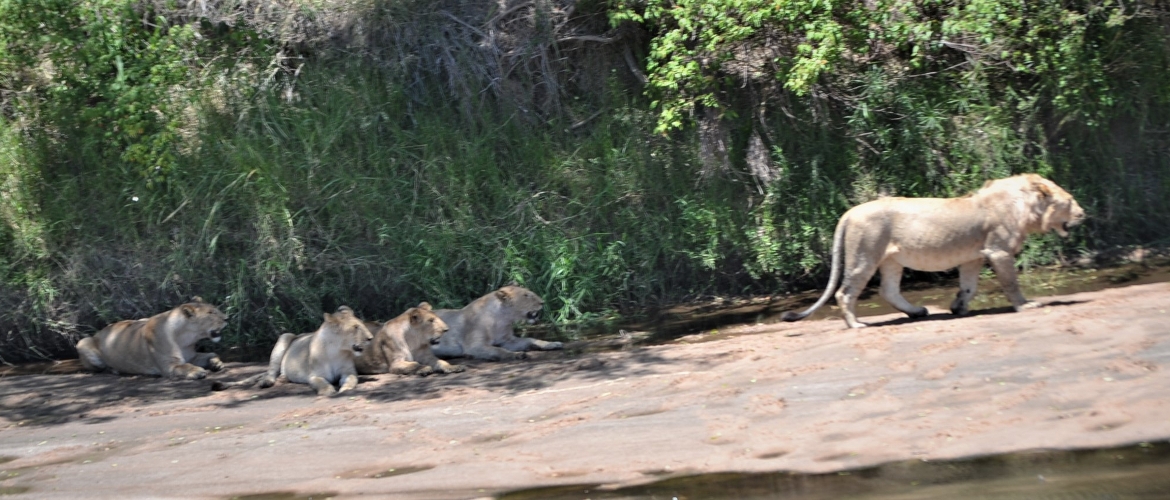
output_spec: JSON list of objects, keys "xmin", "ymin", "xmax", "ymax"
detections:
[
  {"xmin": 179, "ymin": 296, "xmax": 228, "ymax": 343},
  {"xmin": 1028, "ymin": 175, "xmax": 1086, "ymax": 237},
  {"xmin": 494, "ymin": 285, "xmax": 544, "ymax": 324},
  {"xmin": 408, "ymin": 302, "xmax": 449, "ymax": 345},
  {"xmin": 325, "ymin": 306, "xmax": 374, "ymax": 356}
]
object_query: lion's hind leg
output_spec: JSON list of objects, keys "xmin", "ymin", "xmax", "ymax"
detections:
[
  {"xmin": 835, "ymin": 257, "xmax": 880, "ymax": 329},
  {"xmin": 878, "ymin": 261, "xmax": 928, "ymax": 319},
  {"xmin": 76, "ymin": 337, "xmax": 106, "ymax": 372},
  {"xmin": 259, "ymin": 333, "xmax": 299, "ymax": 388}
]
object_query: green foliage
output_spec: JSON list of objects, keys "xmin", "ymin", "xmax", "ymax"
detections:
[
  {"xmin": 0, "ymin": 0, "xmax": 1168, "ymax": 362},
  {"xmin": 611, "ymin": 0, "xmax": 1164, "ymax": 132},
  {"xmin": 0, "ymin": 0, "xmax": 267, "ymax": 185}
]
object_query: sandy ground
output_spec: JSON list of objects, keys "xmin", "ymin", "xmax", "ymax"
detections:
[{"xmin": 2, "ymin": 281, "xmax": 1169, "ymax": 499}]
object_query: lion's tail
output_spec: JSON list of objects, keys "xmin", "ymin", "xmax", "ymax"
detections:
[
  {"xmin": 211, "ymin": 333, "xmax": 300, "ymax": 391},
  {"xmin": 781, "ymin": 216, "xmax": 845, "ymax": 323},
  {"xmin": 210, "ymin": 373, "xmax": 265, "ymax": 391}
]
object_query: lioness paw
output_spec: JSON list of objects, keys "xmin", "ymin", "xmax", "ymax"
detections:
[
  {"xmin": 208, "ymin": 357, "xmax": 225, "ymax": 372},
  {"xmin": 177, "ymin": 366, "xmax": 209, "ymax": 380},
  {"xmin": 1015, "ymin": 301, "xmax": 1042, "ymax": 312},
  {"xmin": 541, "ymin": 341, "xmax": 564, "ymax": 351},
  {"xmin": 443, "ymin": 364, "xmax": 467, "ymax": 374}
]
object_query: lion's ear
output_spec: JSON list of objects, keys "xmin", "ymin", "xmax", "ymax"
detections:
[
  {"xmin": 1034, "ymin": 181, "xmax": 1052, "ymax": 199},
  {"xmin": 417, "ymin": 302, "xmax": 432, "ymax": 311},
  {"xmin": 496, "ymin": 289, "xmax": 511, "ymax": 301},
  {"xmin": 323, "ymin": 312, "xmax": 334, "ymax": 323},
  {"xmin": 192, "ymin": 296, "xmax": 204, "ymax": 303},
  {"xmin": 409, "ymin": 311, "xmax": 420, "ymax": 324},
  {"xmin": 180, "ymin": 305, "xmax": 196, "ymax": 318},
  {"xmin": 506, "ymin": 280, "xmax": 518, "ymax": 287}
]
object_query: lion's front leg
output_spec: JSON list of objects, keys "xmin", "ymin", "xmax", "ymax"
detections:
[
  {"xmin": 500, "ymin": 336, "xmax": 563, "ymax": 352},
  {"xmin": 389, "ymin": 359, "xmax": 431, "ymax": 376},
  {"xmin": 466, "ymin": 344, "xmax": 526, "ymax": 361},
  {"xmin": 984, "ymin": 250, "xmax": 1040, "ymax": 311},
  {"xmin": 308, "ymin": 375, "xmax": 337, "ymax": 396},
  {"xmin": 415, "ymin": 348, "xmax": 465, "ymax": 374},
  {"xmin": 950, "ymin": 260, "xmax": 983, "ymax": 315},
  {"xmin": 169, "ymin": 363, "xmax": 210, "ymax": 380},
  {"xmin": 433, "ymin": 359, "xmax": 465, "ymax": 374},
  {"xmin": 189, "ymin": 352, "xmax": 225, "ymax": 372},
  {"xmin": 336, "ymin": 373, "xmax": 359, "ymax": 394}
]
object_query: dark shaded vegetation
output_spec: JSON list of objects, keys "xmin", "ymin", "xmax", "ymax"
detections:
[{"xmin": 1, "ymin": 0, "xmax": 1168, "ymax": 362}]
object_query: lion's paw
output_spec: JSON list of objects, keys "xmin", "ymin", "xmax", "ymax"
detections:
[
  {"xmin": 1015, "ymin": 301, "xmax": 1042, "ymax": 312},
  {"xmin": 208, "ymin": 357, "xmax": 225, "ymax": 372},
  {"xmin": 443, "ymin": 364, "xmax": 467, "ymax": 374},
  {"xmin": 950, "ymin": 297, "xmax": 970, "ymax": 316},
  {"xmin": 542, "ymin": 341, "xmax": 564, "ymax": 351},
  {"xmin": 180, "ymin": 367, "xmax": 209, "ymax": 380}
]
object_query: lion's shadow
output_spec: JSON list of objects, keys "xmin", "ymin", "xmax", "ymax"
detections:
[
  {"xmin": 863, "ymin": 299, "xmax": 1088, "ymax": 327},
  {"xmin": 0, "ymin": 347, "xmax": 682, "ymax": 427}
]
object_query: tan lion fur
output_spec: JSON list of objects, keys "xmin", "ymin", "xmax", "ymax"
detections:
[
  {"xmin": 75, "ymin": 297, "xmax": 228, "ymax": 379},
  {"xmin": 212, "ymin": 306, "xmax": 373, "ymax": 396},
  {"xmin": 355, "ymin": 302, "xmax": 464, "ymax": 376},
  {"xmin": 782, "ymin": 174, "xmax": 1086, "ymax": 328},
  {"xmin": 432, "ymin": 285, "xmax": 562, "ymax": 361}
]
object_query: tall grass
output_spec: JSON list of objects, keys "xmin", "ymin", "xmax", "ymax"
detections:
[{"xmin": 1, "ymin": 2, "xmax": 1169, "ymax": 362}]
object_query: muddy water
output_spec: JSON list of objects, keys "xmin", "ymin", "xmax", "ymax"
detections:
[
  {"xmin": 499, "ymin": 442, "xmax": 1170, "ymax": 500},
  {"xmin": 536, "ymin": 260, "xmax": 1170, "ymax": 352}
]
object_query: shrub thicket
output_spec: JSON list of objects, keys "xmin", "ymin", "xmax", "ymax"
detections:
[{"xmin": 0, "ymin": 0, "xmax": 1167, "ymax": 362}]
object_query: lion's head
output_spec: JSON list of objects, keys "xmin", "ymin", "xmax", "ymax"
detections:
[
  {"xmin": 1028, "ymin": 175, "xmax": 1086, "ymax": 237},
  {"xmin": 178, "ymin": 296, "xmax": 228, "ymax": 343},
  {"xmin": 324, "ymin": 306, "xmax": 374, "ymax": 356},
  {"xmin": 493, "ymin": 285, "xmax": 544, "ymax": 325},
  {"xmin": 405, "ymin": 302, "xmax": 450, "ymax": 346}
]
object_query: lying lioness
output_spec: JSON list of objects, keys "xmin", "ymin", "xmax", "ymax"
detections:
[
  {"xmin": 212, "ymin": 306, "xmax": 373, "ymax": 396},
  {"xmin": 432, "ymin": 285, "xmax": 563, "ymax": 361},
  {"xmin": 782, "ymin": 174, "xmax": 1085, "ymax": 328},
  {"xmin": 76, "ymin": 297, "xmax": 227, "ymax": 379},
  {"xmin": 355, "ymin": 302, "xmax": 465, "ymax": 376}
]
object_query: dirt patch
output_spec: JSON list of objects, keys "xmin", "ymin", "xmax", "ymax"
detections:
[{"xmin": 1, "ymin": 282, "xmax": 1169, "ymax": 499}]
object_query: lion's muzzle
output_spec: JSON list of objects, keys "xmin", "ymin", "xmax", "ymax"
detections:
[
  {"xmin": 351, "ymin": 343, "xmax": 365, "ymax": 355},
  {"xmin": 525, "ymin": 310, "xmax": 540, "ymax": 324}
]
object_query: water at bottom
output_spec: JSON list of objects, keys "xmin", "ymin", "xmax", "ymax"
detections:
[{"xmin": 499, "ymin": 442, "xmax": 1170, "ymax": 500}]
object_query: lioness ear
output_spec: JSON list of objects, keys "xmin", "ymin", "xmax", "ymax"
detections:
[
  {"xmin": 1035, "ymin": 181, "xmax": 1052, "ymax": 199},
  {"xmin": 506, "ymin": 280, "xmax": 518, "ymax": 287},
  {"xmin": 323, "ymin": 312, "xmax": 334, "ymax": 322},
  {"xmin": 181, "ymin": 304, "xmax": 196, "ymax": 318},
  {"xmin": 417, "ymin": 301, "xmax": 432, "ymax": 311},
  {"xmin": 409, "ymin": 311, "xmax": 420, "ymax": 324},
  {"xmin": 192, "ymin": 296, "xmax": 204, "ymax": 303},
  {"xmin": 496, "ymin": 289, "xmax": 511, "ymax": 301}
]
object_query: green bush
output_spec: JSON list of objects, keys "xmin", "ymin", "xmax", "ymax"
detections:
[{"xmin": 0, "ymin": 0, "xmax": 1168, "ymax": 362}]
